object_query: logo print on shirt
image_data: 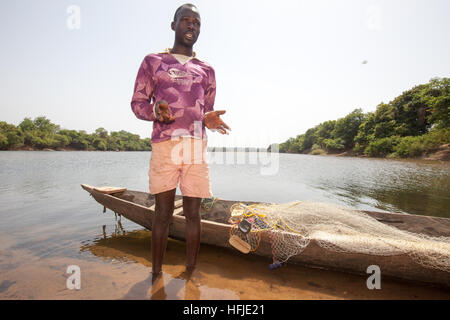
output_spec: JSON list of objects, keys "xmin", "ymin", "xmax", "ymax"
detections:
[{"xmin": 168, "ymin": 68, "xmax": 193, "ymax": 85}]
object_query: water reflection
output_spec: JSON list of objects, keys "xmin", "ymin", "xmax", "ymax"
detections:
[
  {"xmin": 278, "ymin": 155, "xmax": 450, "ymax": 217},
  {"xmin": 78, "ymin": 224, "xmax": 450, "ymax": 300},
  {"xmin": 81, "ymin": 226, "xmax": 239, "ymax": 300}
]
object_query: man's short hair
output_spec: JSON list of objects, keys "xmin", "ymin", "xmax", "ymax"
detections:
[{"xmin": 173, "ymin": 3, "xmax": 199, "ymax": 22}]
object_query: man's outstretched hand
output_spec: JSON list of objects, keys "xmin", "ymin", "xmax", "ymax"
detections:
[
  {"xmin": 155, "ymin": 100, "xmax": 175, "ymax": 123},
  {"xmin": 203, "ymin": 110, "xmax": 231, "ymax": 135}
]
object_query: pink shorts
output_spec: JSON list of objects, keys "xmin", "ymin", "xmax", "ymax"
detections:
[{"xmin": 149, "ymin": 137, "xmax": 212, "ymax": 198}]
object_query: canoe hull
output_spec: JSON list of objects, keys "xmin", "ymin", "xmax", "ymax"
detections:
[{"xmin": 81, "ymin": 184, "xmax": 450, "ymax": 287}]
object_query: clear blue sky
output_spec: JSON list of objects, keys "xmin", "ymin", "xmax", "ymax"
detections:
[{"xmin": 0, "ymin": 0, "xmax": 449, "ymax": 147}]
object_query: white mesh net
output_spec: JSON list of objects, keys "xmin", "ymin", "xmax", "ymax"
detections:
[{"xmin": 229, "ymin": 201, "xmax": 450, "ymax": 272}]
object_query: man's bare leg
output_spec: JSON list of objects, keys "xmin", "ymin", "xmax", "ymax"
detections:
[
  {"xmin": 182, "ymin": 196, "xmax": 202, "ymax": 271},
  {"xmin": 151, "ymin": 188, "xmax": 176, "ymax": 275}
]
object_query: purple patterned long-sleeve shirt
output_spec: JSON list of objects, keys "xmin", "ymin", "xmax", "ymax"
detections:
[{"xmin": 131, "ymin": 51, "xmax": 216, "ymax": 143}]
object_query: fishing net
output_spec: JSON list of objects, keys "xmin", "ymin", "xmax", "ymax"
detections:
[{"xmin": 229, "ymin": 201, "xmax": 450, "ymax": 272}]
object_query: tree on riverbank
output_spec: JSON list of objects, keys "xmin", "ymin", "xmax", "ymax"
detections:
[
  {"xmin": 0, "ymin": 117, "xmax": 151, "ymax": 151},
  {"xmin": 277, "ymin": 77, "xmax": 450, "ymax": 158}
]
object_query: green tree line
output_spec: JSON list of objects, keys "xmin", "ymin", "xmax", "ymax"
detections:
[
  {"xmin": 0, "ymin": 117, "xmax": 151, "ymax": 151},
  {"xmin": 277, "ymin": 77, "xmax": 450, "ymax": 158}
]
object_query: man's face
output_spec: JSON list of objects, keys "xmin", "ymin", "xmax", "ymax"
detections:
[{"xmin": 172, "ymin": 8, "xmax": 201, "ymax": 47}]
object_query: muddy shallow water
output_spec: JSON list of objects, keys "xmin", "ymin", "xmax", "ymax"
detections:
[
  {"xmin": 2, "ymin": 228, "xmax": 449, "ymax": 300},
  {"xmin": 0, "ymin": 151, "xmax": 449, "ymax": 299}
]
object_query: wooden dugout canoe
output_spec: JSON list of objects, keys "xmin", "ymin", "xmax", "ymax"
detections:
[{"xmin": 80, "ymin": 184, "xmax": 450, "ymax": 288}]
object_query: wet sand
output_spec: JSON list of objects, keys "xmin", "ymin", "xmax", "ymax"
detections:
[{"xmin": 1, "ymin": 229, "xmax": 449, "ymax": 300}]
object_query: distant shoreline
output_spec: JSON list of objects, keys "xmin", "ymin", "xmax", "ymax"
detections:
[
  {"xmin": 4, "ymin": 145, "xmax": 449, "ymax": 161},
  {"xmin": 5, "ymin": 146, "xmax": 270, "ymax": 152}
]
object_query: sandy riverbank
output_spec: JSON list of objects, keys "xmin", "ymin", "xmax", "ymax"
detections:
[{"xmin": 303, "ymin": 144, "xmax": 450, "ymax": 161}]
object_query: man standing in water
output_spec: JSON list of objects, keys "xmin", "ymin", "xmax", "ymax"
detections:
[{"xmin": 131, "ymin": 4, "xmax": 230, "ymax": 277}]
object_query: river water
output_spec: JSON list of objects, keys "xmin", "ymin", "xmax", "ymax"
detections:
[{"xmin": 0, "ymin": 151, "xmax": 449, "ymax": 299}]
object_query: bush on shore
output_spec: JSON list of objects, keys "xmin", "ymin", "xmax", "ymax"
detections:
[
  {"xmin": 0, "ymin": 117, "xmax": 151, "ymax": 151},
  {"xmin": 390, "ymin": 128, "xmax": 450, "ymax": 158},
  {"xmin": 361, "ymin": 128, "xmax": 449, "ymax": 158}
]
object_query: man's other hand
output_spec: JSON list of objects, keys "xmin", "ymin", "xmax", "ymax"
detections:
[{"xmin": 204, "ymin": 110, "xmax": 231, "ymax": 135}]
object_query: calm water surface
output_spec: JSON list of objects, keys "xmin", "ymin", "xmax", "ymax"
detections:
[{"xmin": 0, "ymin": 151, "xmax": 449, "ymax": 299}]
